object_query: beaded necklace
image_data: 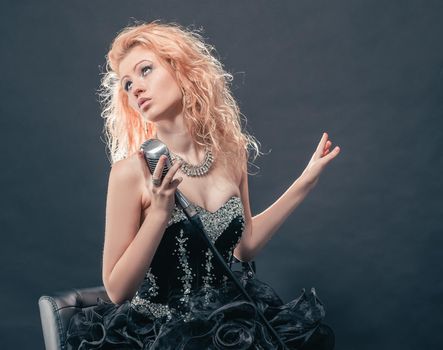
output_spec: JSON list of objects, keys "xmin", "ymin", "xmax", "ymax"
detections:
[{"xmin": 170, "ymin": 147, "xmax": 214, "ymax": 177}]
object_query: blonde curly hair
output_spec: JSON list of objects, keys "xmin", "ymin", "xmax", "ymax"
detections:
[{"xmin": 99, "ymin": 20, "xmax": 260, "ymax": 173}]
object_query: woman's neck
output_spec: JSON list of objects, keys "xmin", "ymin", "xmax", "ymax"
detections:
[{"xmin": 154, "ymin": 117, "xmax": 203, "ymax": 164}]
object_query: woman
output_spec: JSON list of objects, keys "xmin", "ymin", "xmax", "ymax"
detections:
[{"xmin": 66, "ymin": 20, "xmax": 340, "ymax": 349}]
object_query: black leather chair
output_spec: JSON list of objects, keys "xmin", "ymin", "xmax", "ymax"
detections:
[
  {"xmin": 38, "ymin": 286, "xmax": 111, "ymax": 350},
  {"xmin": 38, "ymin": 257, "xmax": 256, "ymax": 350}
]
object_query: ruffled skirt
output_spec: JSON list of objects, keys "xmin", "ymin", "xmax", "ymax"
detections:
[{"xmin": 66, "ymin": 272, "xmax": 334, "ymax": 349}]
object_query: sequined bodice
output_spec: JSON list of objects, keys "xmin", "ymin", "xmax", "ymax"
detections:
[{"xmin": 130, "ymin": 196, "xmax": 245, "ymax": 319}]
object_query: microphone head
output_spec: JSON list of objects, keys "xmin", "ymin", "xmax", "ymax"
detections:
[{"xmin": 140, "ymin": 139, "xmax": 173, "ymax": 178}]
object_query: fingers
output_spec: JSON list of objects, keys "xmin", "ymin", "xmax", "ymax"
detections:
[
  {"xmin": 152, "ymin": 155, "xmax": 167, "ymax": 181},
  {"xmin": 315, "ymin": 132, "xmax": 329, "ymax": 157},
  {"xmin": 314, "ymin": 132, "xmax": 341, "ymax": 164},
  {"xmin": 169, "ymin": 176, "xmax": 183, "ymax": 189},
  {"xmin": 145, "ymin": 154, "xmax": 183, "ymax": 192},
  {"xmin": 163, "ymin": 159, "xmax": 183, "ymax": 185},
  {"xmin": 322, "ymin": 145, "xmax": 340, "ymax": 162},
  {"xmin": 322, "ymin": 140, "xmax": 332, "ymax": 156}
]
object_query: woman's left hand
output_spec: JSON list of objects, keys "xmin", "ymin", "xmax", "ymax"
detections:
[{"xmin": 300, "ymin": 132, "xmax": 341, "ymax": 189}]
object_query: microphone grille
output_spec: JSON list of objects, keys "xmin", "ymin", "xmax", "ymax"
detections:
[{"xmin": 140, "ymin": 139, "xmax": 173, "ymax": 179}]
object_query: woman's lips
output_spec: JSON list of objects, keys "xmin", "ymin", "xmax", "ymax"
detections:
[{"xmin": 140, "ymin": 99, "xmax": 152, "ymax": 110}]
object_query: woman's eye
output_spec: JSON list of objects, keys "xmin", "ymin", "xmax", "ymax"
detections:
[
  {"xmin": 124, "ymin": 81, "xmax": 132, "ymax": 91},
  {"xmin": 123, "ymin": 65, "xmax": 151, "ymax": 91},
  {"xmin": 141, "ymin": 65, "xmax": 152, "ymax": 76}
]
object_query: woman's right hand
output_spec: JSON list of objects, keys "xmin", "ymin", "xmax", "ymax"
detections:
[{"xmin": 139, "ymin": 151, "xmax": 183, "ymax": 216}]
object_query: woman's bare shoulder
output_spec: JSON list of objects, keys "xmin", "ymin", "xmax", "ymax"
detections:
[{"xmin": 109, "ymin": 153, "xmax": 149, "ymax": 186}]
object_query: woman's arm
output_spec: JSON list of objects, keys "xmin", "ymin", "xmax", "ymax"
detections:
[
  {"xmin": 234, "ymin": 168, "xmax": 313, "ymax": 262},
  {"xmin": 234, "ymin": 132, "xmax": 340, "ymax": 261},
  {"xmin": 101, "ymin": 159, "xmax": 170, "ymax": 304}
]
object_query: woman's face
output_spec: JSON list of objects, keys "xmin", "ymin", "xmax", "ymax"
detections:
[{"xmin": 118, "ymin": 45, "xmax": 183, "ymax": 123}]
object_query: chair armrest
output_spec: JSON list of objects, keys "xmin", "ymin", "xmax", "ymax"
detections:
[{"xmin": 38, "ymin": 287, "xmax": 110, "ymax": 350}]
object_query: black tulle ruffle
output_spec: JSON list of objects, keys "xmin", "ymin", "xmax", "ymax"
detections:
[{"xmin": 66, "ymin": 272, "xmax": 327, "ymax": 350}]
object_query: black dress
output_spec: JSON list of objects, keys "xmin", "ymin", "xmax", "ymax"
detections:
[{"xmin": 66, "ymin": 196, "xmax": 334, "ymax": 349}]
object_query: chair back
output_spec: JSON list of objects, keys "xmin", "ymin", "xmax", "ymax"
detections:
[{"xmin": 38, "ymin": 287, "xmax": 110, "ymax": 350}]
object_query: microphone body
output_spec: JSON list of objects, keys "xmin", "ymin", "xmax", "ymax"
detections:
[{"xmin": 140, "ymin": 139, "xmax": 197, "ymax": 217}]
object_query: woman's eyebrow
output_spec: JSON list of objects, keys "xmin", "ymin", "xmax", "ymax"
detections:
[{"xmin": 120, "ymin": 59, "xmax": 153, "ymax": 82}]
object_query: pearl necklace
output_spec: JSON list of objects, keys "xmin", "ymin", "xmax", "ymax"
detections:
[{"xmin": 170, "ymin": 147, "xmax": 214, "ymax": 177}]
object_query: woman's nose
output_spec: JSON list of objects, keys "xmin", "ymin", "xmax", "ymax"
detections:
[
  {"xmin": 133, "ymin": 87, "xmax": 144, "ymax": 97},
  {"xmin": 132, "ymin": 78, "xmax": 146, "ymax": 97},
  {"xmin": 133, "ymin": 86, "xmax": 145, "ymax": 98}
]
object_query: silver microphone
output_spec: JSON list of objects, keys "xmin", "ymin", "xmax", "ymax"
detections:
[{"xmin": 140, "ymin": 139, "xmax": 197, "ymax": 217}]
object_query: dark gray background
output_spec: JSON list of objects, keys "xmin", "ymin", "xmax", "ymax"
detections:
[{"xmin": 1, "ymin": 0, "xmax": 442, "ymax": 349}]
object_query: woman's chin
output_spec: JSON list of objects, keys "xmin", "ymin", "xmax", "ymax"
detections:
[
  {"xmin": 141, "ymin": 110, "xmax": 177, "ymax": 125},
  {"xmin": 140, "ymin": 112, "xmax": 158, "ymax": 124}
]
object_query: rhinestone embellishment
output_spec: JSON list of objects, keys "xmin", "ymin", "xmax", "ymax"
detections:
[
  {"xmin": 130, "ymin": 268, "xmax": 173, "ymax": 320},
  {"xmin": 131, "ymin": 295, "xmax": 173, "ymax": 320},
  {"xmin": 196, "ymin": 198, "xmax": 244, "ymax": 243},
  {"xmin": 202, "ymin": 249, "xmax": 215, "ymax": 305},
  {"xmin": 167, "ymin": 196, "xmax": 244, "ymax": 232},
  {"xmin": 173, "ymin": 229, "xmax": 193, "ymax": 305}
]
